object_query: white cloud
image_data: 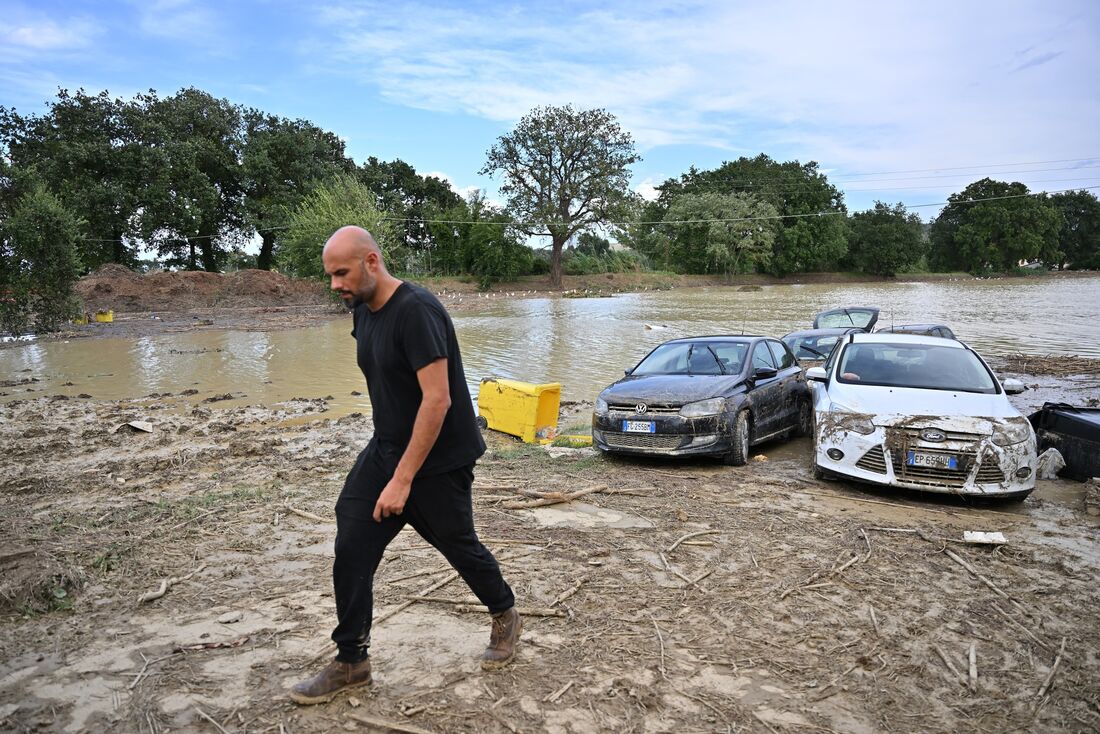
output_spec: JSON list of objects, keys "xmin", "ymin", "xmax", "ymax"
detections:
[
  {"xmin": 0, "ymin": 17, "xmax": 100, "ymax": 50},
  {"xmin": 310, "ymin": 0, "xmax": 1100, "ymax": 203},
  {"xmin": 133, "ymin": 0, "xmax": 220, "ymax": 43}
]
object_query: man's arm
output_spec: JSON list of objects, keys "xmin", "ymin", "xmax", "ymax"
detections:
[{"xmin": 372, "ymin": 358, "xmax": 451, "ymax": 521}]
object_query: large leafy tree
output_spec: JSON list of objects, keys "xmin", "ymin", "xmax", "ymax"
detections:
[
  {"xmin": 0, "ymin": 89, "xmax": 145, "ymax": 270},
  {"xmin": 647, "ymin": 156, "xmax": 847, "ymax": 275},
  {"xmin": 846, "ymin": 202, "xmax": 925, "ymax": 276},
  {"xmin": 1049, "ymin": 189, "xmax": 1100, "ymax": 269},
  {"xmin": 242, "ymin": 111, "xmax": 351, "ymax": 270},
  {"xmin": 136, "ymin": 88, "xmax": 245, "ymax": 271},
  {"xmin": 357, "ymin": 157, "xmax": 462, "ymax": 259},
  {"xmin": 282, "ymin": 175, "xmax": 392, "ymax": 279},
  {"xmin": 660, "ymin": 192, "xmax": 778, "ymax": 274},
  {"xmin": 930, "ymin": 179, "xmax": 1062, "ymax": 273},
  {"xmin": 481, "ymin": 105, "xmax": 640, "ymax": 288},
  {"xmin": 426, "ymin": 191, "xmax": 531, "ymax": 287}
]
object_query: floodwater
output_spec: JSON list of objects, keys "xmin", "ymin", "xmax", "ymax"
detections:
[{"xmin": 2, "ymin": 277, "xmax": 1099, "ymax": 414}]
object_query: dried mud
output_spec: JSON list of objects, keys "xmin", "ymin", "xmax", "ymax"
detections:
[{"xmin": 1, "ymin": 389, "xmax": 1099, "ymax": 734}]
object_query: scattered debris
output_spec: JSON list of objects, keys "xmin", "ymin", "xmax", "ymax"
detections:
[
  {"xmin": 1037, "ymin": 447, "xmax": 1067, "ymax": 479},
  {"xmin": 962, "ymin": 531, "xmax": 1007, "ymax": 545},
  {"xmin": 115, "ymin": 420, "xmax": 154, "ymax": 433}
]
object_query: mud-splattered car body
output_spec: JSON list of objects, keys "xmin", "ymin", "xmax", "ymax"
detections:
[
  {"xmin": 782, "ymin": 327, "xmax": 863, "ymax": 363},
  {"xmin": 807, "ymin": 333, "xmax": 1036, "ymax": 498},
  {"xmin": 592, "ymin": 336, "xmax": 811, "ymax": 466}
]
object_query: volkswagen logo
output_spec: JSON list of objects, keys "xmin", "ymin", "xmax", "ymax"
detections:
[
  {"xmin": 635, "ymin": 403, "xmax": 648, "ymax": 414},
  {"xmin": 920, "ymin": 429, "xmax": 947, "ymax": 442}
]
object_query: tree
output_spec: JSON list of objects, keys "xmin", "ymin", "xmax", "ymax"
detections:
[
  {"xmin": 846, "ymin": 202, "xmax": 925, "ymax": 276},
  {"xmin": 0, "ymin": 89, "xmax": 145, "ymax": 270},
  {"xmin": 426, "ymin": 191, "xmax": 531, "ymax": 288},
  {"xmin": 481, "ymin": 105, "xmax": 640, "ymax": 288},
  {"xmin": 576, "ymin": 231, "xmax": 611, "ymax": 256},
  {"xmin": 660, "ymin": 192, "xmax": 778, "ymax": 274},
  {"xmin": 241, "ymin": 111, "xmax": 351, "ymax": 270},
  {"xmin": 648, "ymin": 156, "xmax": 847, "ymax": 275},
  {"xmin": 1049, "ymin": 190, "xmax": 1100, "ymax": 269},
  {"xmin": 0, "ymin": 182, "xmax": 84, "ymax": 334},
  {"xmin": 135, "ymin": 88, "xmax": 245, "ymax": 271},
  {"xmin": 357, "ymin": 157, "xmax": 462, "ymax": 262},
  {"xmin": 282, "ymin": 175, "xmax": 392, "ymax": 279},
  {"xmin": 929, "ymin": 179, "xmax": 1062, "ymax": 273}
]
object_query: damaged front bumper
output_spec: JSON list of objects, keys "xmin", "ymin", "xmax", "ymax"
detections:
[{"xmin": 814, "ymin": 413, "xmax": 1037, "ymax": 497}]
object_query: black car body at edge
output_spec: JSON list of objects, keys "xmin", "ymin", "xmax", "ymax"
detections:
[{"xmin": 592, "ymin": 335, "xmax": 811, "ymax": 466}]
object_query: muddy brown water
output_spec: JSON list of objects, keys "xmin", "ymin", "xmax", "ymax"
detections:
[{"xmin": 2, "ymin": 277, "xmax": 1099, "ymax": 414}]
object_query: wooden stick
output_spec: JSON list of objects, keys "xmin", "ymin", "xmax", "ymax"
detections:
[
  {"xmin": 194, "ymin": 708, "xmax": 230, "ymax": 734},
  {"xmin": 1035, "ymin": 637, "xmax": 1067, "ymax": 699},
  {"xmin": 943, "ymin": 549, "xmax": 1028, "ymax": 616},
  {"xmin": 346, "ymin": 712, "xmax": 438, "ymax": 734},
  {"xmin": 934, "ymin": 645, "xmax": 966, "ymax": 686},
  {"xmin": 501, "ymin": 484, "xmax": 606, "ymax": 510},
  {"xmin": 649, "ymin": 614, "xmax": 667, "ymax": 679},
  {"xmin": 544, "ymin": 680, "xmax": 574, "ymax": 703},
  {"xmin": 868, "ymin": 604, "xmax": 880, "ymax": 636},
  {"xmin": 968, "ymin": 642, "xmax": 978, "ymax": 691},
  {"xmin": 285, "ymin": 506, "xmax": 327, "ymax": 523},
  {"xmin": 780, "ymin": 581, "xmax": 834, "ymax": 600},
  {"xmin": 552, "ymin": 577, "xmax": 586, "ymax": 605},
  {"xmin": 991, "ymin": 604, "xmax": 1051, "ymax": 651},
  {"xmin": 667, "ymin": 530, "xmax": 721, "ymax": 553},
  {"xmin": 137, "ymin": 564, "xmax": 207, "ymax": 604},
  {"xmin": 452, "ymin": 604, "xmax": 565, "ymax": 617}
]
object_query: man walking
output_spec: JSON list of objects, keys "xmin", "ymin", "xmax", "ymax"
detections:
[{"xmin": 290, "ymin": 226, "xmax": 520, "ymax": 705}]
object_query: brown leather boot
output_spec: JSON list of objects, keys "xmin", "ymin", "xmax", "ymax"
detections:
[
  {"xmin": 481, "ymin": 607, "xmax": 522, "ymax": 670},
  {"xmin": 288, "ymin": 658, "xmax": 372, "ymax": 705}
]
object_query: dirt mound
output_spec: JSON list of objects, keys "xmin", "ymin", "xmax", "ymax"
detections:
[{"xmin": 75, "ymin": 266, "xmax": 329, "ymax": 312}]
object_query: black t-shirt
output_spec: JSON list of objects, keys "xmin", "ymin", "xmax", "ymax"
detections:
[{"xmin": 351, "ymin": 282, "xmax": 485, "ymax": 477}]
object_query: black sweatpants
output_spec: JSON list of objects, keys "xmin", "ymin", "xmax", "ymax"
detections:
[{"xmin": 331, "ymin": 452, "xmax": 515, "ymax": 663}]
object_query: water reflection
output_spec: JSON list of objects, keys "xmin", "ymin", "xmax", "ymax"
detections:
[{"xmin": 2, "ymin": 277, "xmax": 1097, "ymax": 413}]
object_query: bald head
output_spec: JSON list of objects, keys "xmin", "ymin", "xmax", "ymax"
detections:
[
  {"xmin": 322, "ymin": 226, "xmax": 399, "ymax": 310},
  {"xmin": 323, "ymin": 225, "xmax": 382, "ymax": 261}
]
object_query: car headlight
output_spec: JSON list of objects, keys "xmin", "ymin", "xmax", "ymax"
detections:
[
  {"xmin": 992, "ymin": 417, "xmax": 1031, "ymax": 446},
  {"xmin": 827, "ymin": 402, "xmax": 875, "ymax": 435},
  {"xmin": 594, "ymin": 397, "xmax": 609, "ymax": 416},
  {"xmin": 680, "ymin": 398, "xmax": 726, "ymax": 418}
]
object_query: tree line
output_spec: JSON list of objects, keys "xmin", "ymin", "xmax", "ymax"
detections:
[{"xmin": 2, "ymin": 90, "xmax": 1099, "ymax": 332}]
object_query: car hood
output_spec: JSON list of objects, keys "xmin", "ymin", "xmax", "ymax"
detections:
[
  {"xmin": 824, "ymin": 384, "xmax": 1021, "ymax": 429},
  {"xmin": 601, "ymin": 374, "xmax": 744, "ymax": 405}
]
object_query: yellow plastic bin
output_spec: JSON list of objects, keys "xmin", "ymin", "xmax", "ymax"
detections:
[
  {"xmin": 477, "ymin": 378, "xmax": 561, "ymax": 444},
  {"xmin": 94, "ymin": 309, "xmax": 114, "ymax": 323}
]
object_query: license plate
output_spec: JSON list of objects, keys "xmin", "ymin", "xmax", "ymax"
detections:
[
  {"xmin": 906, "ymin": 451, "xmax": 958, "ymax": 470},
  {"xmin": 622, "ymin": 420, "xmax": 656, "ymax": 433}
]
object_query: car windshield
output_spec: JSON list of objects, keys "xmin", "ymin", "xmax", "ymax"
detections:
[
  {"xmin": 836, "ymin": 343, "xmax": 997, "ymax": 393},
  {"xmin": 632, "ymin": 341, "xmax": 748, "ymax": 376},
  {"xmin": 816, "ymin": 308, "xmax": 877, "ymax": 329},
  {"xmin": 784, "ymin": 334, "xmax": 842, "ymax": 360}
]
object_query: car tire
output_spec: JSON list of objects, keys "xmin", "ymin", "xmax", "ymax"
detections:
[
  {"xmin": 475, "ymin": 416, "xmax": 488, "ymax": 430},
  {"xmin": 812, "ymin": 463, "xmax": 833, "ymax": 481},
  {"xmin": 724, "ymin": 410, "xmax": 751, "ymax": 466},
  {"xmin": 795, "ymin": 400, "xmax": 813, "ymax": 437}
]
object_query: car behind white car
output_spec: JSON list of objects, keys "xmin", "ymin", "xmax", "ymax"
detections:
[{"xmin": 807, "ymin": 333, "xmax": 1036, "ymax": 499}]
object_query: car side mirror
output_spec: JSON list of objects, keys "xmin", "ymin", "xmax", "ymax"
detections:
[
  {"xmin": 805, "ymin": 366, "xmax": 828, "ymax": 383},
  {"xmin": 753, "ymin": 367, "xmax": 778, "ymax": 380},
  {"xmin": 1002, "ymin": 377, "xmax": 1026, "ymax": 394}
]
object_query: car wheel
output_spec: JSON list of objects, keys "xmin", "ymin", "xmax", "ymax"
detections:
[
  {"xmin": 724, "ymin": 410, "xmax": 751, "ymax": 466},
  {"xmin": 812, "ymin": 463, "xmax": 833, "ymax": 481},
  {"xmin": 475, "ymin": 415, "xmax": 488, "ymax": 430},
  {"xmin": 795, "ymin": 400, "xmax": 813, "ymax": 437}
]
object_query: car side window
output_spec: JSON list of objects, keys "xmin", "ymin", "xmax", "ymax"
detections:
[
  {"xmin": 767, "ymin": 340, "xmax": 795, "ymax": 370},
  {"xmin": 751, "ymin": 343, "xmax": 777, "ymax": 371}
]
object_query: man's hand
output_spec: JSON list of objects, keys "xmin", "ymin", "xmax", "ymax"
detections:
[{"xmin": 373, "ymin": 476, "xmax": 412, "ymax": 522}]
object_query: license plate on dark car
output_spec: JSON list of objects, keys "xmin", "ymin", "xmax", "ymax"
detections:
[
  {"xmin": 623, "ymin": 420, "xmax": 656, "ymax": 433},
  {"xmin": 906, "ymin": 451, "xmax": 958, "ymax": 470}
]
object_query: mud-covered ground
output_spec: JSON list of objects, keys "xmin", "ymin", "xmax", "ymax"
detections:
[{"xmin": 1, "ymin": 380, "xmax": 1099, "ymax": 733}]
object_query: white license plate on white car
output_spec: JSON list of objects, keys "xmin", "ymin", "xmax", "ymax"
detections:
[
  {"xmin": 622, "ymin": 420, "xmax": 656, "ymax": 433},
  {"xmin": 906, "ymin": 451, "xmax": 958, "ymax": 470}
]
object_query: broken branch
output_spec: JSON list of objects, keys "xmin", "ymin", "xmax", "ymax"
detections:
[
  {"xmin": 137, "ymin": 564, "xmax": 207, "ymax": 604},
  {"xmin": 667, "ymin": 530, "xmax": 721, "ymax": 553},
  {"xmin": 501, "ymin": 484, "xmax": 607, "ymax": 510},
  {"xmin": 346, "ymin": 713, "xmax": 438, "ymax": 734},
  {"xmin": 284, "ymin": 506, "xmax": 327, "ymax": 523},
  {"xmin": 933, "ymin": 645, "xmax": 967, "ymax": 686},
  {"xmin": 1035, "ymin": 636, "xmax": 1067, "ymax": 699}
]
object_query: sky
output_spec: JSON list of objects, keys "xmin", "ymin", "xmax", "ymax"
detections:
[{"xmin": 2, "ymin": 0, "xmax": 1099, "ymax": 222}]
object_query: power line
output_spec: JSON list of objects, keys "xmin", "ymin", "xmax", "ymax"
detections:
[{"xmin": 77, "ymin": 184, "xmax": 1100, "ymax": 242}]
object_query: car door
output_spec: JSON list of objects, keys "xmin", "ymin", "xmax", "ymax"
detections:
[
  {"xmin": 748, "ymin": 342, "xmax": 782, "ymax": 438},
  {"xmin": 767, "ymin": 339, "xmax": 803, "ymax": 430}
]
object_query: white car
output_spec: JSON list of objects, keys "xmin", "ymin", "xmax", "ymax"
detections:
[{"xmin": 806, "ymin": 333, "xmax": 1037, "ymax": 499}]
